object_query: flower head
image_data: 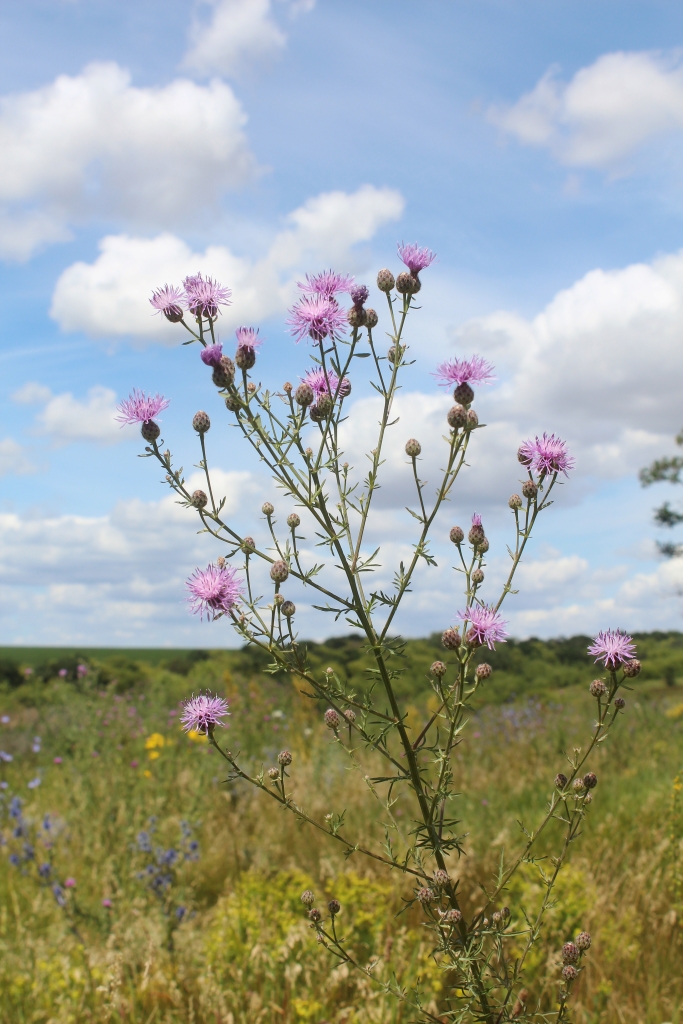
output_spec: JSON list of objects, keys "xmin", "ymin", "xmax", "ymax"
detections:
[
  {"xmin": 397, "ymin": 242, "xmax": 437, "ymax": 275},
  {"xmin": 434, "ymin": 355, "xmax": 496, "ymax": 388},
  {"xmin": 115, "ymin": 389, "xmax": 170, "ymax": 426},
  {"xmin": 182, "ymin": 272, "xmax": 232, "ymax": 318},
  {"xmin": 200, "ymin": 343, "xmax": 223, "ymax": 367},
  {"xmin": 301, "ymin": 367, "xmax": 351, "ymax": 399},
  {"xmin": 457, "ymin": 604, "xmax": 508, "ymax": 650},
  {"xmin": 286, "ymin": 295, "xmax": 348, "ymax": 343},
  {"xmin": 588, "ymin": 629, "xmax": 636, "ymax": 669},
  {"xmin": 186, "ymin": 562, "xmax": 242, "ymax": 620},
  {"xmin": 150, "ymin": 284, "xmax": 185, "ymax": 321},
  {"xmin": 518, "ymin": 433, "xmax": 575, "ymax": 477},
  {"xmin": 472, "ymin": 512, "xmax": 482, "ymax": 527},
  {"xmin": 298, "ymin": 270, "xmax": 353, "ymax": 298},
  {"xmin": 180, "ymin": 693, "xmax": 230, "ymax": 735},
  {"xmin": 349, "ymin": 283, "xmax": 369, "ymax": 307},
  {"xmin": 235, "ymin": 326, "xmax": 262, "ymax": 352}
]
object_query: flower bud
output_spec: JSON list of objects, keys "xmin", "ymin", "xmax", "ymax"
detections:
[
  {"xmin": 308, "ymin": 908, "xmax": 322, "ymax": 923},
  {"xmin": 492, "ymin": 911, "xmax": 502, "ymax": 924},
  {"xmin": 442, "ymin": 628, "xmax": 461, "ymax": 650},
  {"xmin": 584, "ymin": 792, "xmax": 593, "ymax": 804},
  {"xmin": 262, "ymin": 502, "xmax": 274, "ymax": 516},
  {"xmin": 212, "ymin": 356, "xmax": 235, "ymax": 388},
  {"xmin": 623, "ymin": 659, "xmax": 641, "ymax": 678},
  {"xmin": 267, "ymin": 767, "xmax": 279, "ymax": 780},
  {"xmin": 242, "ymin": 537, "xmax": 255, "ymax": 553},
  {"xmin": 270, "ymin": 560, "xmax": 289, "ymax": 583},
  {"xmin": 191, "ymin": 490, "xmax": 208, "ymax": 509},
  {"xmin": 327, "ymin": 898, "xmax": 341, "ymax": 915},
  {"xmin": 417, "ymin": 886, "xmax": 434, "ymax": 904},
  {"xmin": 508, "ymin": 494, "xmax": 522, "ymax": 510},
  {"xmin": 377, "ymin": 268, "xmax": 395, "ymax": 292},
  {"xmin": 454, "ymin": 382, "xmax": 475, "ymax": 406},
  {"xmin": 278, "ymin": 750, "xmax": 292, "ymax": 766},
  {"xmin": 561, "ymin": 965, "xmax": 578, "ymax": 982},
  {"xmin": 449, "ymin": 526, "xmax": 464, "ymax": 545},
  {"xmin": 433, "ymin": 869, "xmax": 449, "ymax": 886},
  {"xmin": 324, "ymin": 708, "xmax": 340, "ymax": 729},
  {"xmin": 572, "ymin": 778, "xmax": 586, "ymax": 794},
  {"xmin": 562, "ymin": 942, "xmax": 579, "ymax": 963},
  {"xmin": 518, "ymin": 446, "xmax": 533, "ymax": 467},
  {"xmin": 480, "ymin": 537, "xmax": 490, "ymax": 553},
  {"xmin": 575, "ymin": 931, "xmax": 591, "ymax": 950},
  {"xmin": 502, "ymin": 906, "xmax": 510, "ymax": 919},
  {"xmin": 555, "ymin": 773, "xmax": 568, "ymax": 790},
  {"xmin": 469, "ymin": 523, "xmax": 486, "ymax": 547},
  {"xmin": 347, "ymin": 306, "xmax": 367, "ymax": 328},
  {"xmin": 274, "ymin": 594, "xmax": 284, "ymax": 606},
  {"xmin": 343, "ymin": 708, "xmax": 356, "ymax": 724},
  {"xmin": 447, "ymin": 404, "xmax": 467, "ymax": 429},
  {"xmin": 287, "ymin": 513, "xmax": 300, "ymax": 529},
  {"xmin": 283, "ymin": 382, "xmax": 292, "ymax": 393},
  {"xmin": 466, "ymin": 409, "xmax": 479, "ymax": 430},
  {"xmin": 472, "ymin": 568, "xmax": 484, "ymax": 585},
  {"xmin": 192, "ymin": 411, "xmax": 211, "ymax": 433},
  {"xmin": 295, "ymin": 383, "xmax": 314, "ymax": 407},
  {"xmin": 235, "ymin": 346, "xmax": 256, "ymax": 370},
  {"xmin": 225, "ymin": 393, "xmax": 241, "ymax": 412},
  {"xmin": 396, "ymin": 271, "xmax": 421, "ymax": 295},
  {"xmin": 387, "ymin": 344, "xmax": 406, "ymax": 365},
  {"xmin": 439, "ymin": 908, "xmax": 462, "ymax": 923},
  {"xmin": 431, "ymin": 661, "xmax": 447, "ymax": 678},
  {"xmin": 475, "ymin": 663, "xmax": 492, "ymax": 680},
  {"xmin": 522, "ymin": 480, "xmax": 538, "ymax": 500},
  {"xmin": 281, "ymin": 600, "xmax": 296, "ymax": 618},
  {"xmin": 217, "ymin": 556, "xmax": 226, "ymax": 568},
  {"xmin": 589, "ymin": 679, "xmax": 608, "ymax": 697},
  {"xmin": 141, "ymin": 420, "xmax": 160, "ymax": 442},
  {"xmin": 614, "ymin": 697, "xmax": 626, "ymax": 709},
  {"xmin": 466, "ymin": 627, "xmax": 482, "ymax": 648},
  {"xmin": 405, "ymin": 438, "xmax": 422, "ymax": 457},
  {"xmin": 365, "ymin": 308, "xmax": 378, "ymax": 328},
  {"xmin": 247, "ymin": 382, "xmax": 257, "ymax": 394},
  {"xmin": 311, "ymin": 392, "xmax": 333, "ymax": 420},
  {"xmin": 301, "ymin": 889, "xmax": 315, "ymax": 906},
  {"xmin": 583, "ymin": 772, "xmax": 597, "ymax": 790}
]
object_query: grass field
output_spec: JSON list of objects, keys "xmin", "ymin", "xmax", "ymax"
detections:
[{"xmin": 0, "ymin": 633, "xmax": 682, "ymax": 1024}]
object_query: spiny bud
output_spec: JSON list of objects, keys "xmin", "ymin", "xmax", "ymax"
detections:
[
  {"xmin": 466, "ymin": 409, "xmax": 479, "ymax": 430},
  {"xmin": 555, "ymin": 773, "xmax": 568, "ymax": 790},
  {"xmin": 480, "ymin": 537, "xmax": 490, "ymax": 553},
  {"xmin": 472, "ymin": 568, "xmax": 484, "ymax": 585},
  {"xmin": 365, "ymin": 308, "xmax": 378, "ymax": 328},
  {"xmin": 377, "ymin": 268, "xmax": 395, "ymax": 292},
  {"xmin": 212, "ymin": 356, "xmax": 235, "ymax": 388},
  {"xmin": 347, "ymin": 306, "xmax": 367, "ymax": 328},
  {"xmin": 235, "ymin": 346, "xmax": 255, "ymax": 370},
  {"xmin": 287, "ymin": 513, "xmax": 300, "ymax": 529},
  {"xmin": 262, "ymin": 502, "xmax": 274, "ymax": 516},
  {"xmin": 327, "ymin": 899, "xmax": 341, "ymax": 915},
  {"xmin": 281, "ymin": 601, "xmax": 296, "ymax": 617},
  {"xmin": 270, "ymin": 560, "xmax": 289, "ymax": 583},
  {"xmin": 562, "ymin": 942, "xmax": 579, "ymax": 963},
  {"xmin": 432, "ymin": 869, "xmax": 449, "ymax": 886},
  {"xmin": 623, "ymin": 659, "xmax": 641, "ymax": 678},
  {"xmin": 225, "ymin": 393, "xmax": 240, "ymax": 412},
  {"xmin": 522, "ymin": 480, "xmax": 538, "ymax": 500},
  {"xmin": 508, "ymin": 494, "xmax": 522, "ymax": 510},
  {"xmin": 295, "ymin": 383, "xmax": 314, "ymax": 407},
  {"xmin": 469, "ymin": 523, "xmax": 486, "ymax": 547},
  {"xmin": 416, "ymin": 886, "xmax": 434, "ymax": 904},
  {"xmin": 439, "ymin": 908, "xmax": 462, "ymax": 923},
  {"xmin": 324, "ymin": 708, "xmax": 340, "ymax": 730},
  {"xmin": 283, "ymin": 381, "xmax": 292, "ymax": 393},
  {"xmin": 405, "ymin": 438, "xmax": 422, "ymax": 457},
  {"xmin": 343, "ymin": 708, "xmax": 356, "ymax": 724},
  {"xmin": 431, "ymin": 660, "xmax": 447, "ymax": 678},
  {"xmin": 589, "ymin": 679, "xmax": 608, "ymax": 697},
  {"xmin": 442, "ymin": 628, "xmax": 461, "ymax": 650},
  {"xmin": 450, "ymin": 526, "xmax": 464, "ymax": 545},
  {"xmin": 575, "ymin": 931, "xmax": 591, "ymax": 950},
  {"xmin": 247, "ymin": 382, "xmax": 257, "ymax": 394},
  {"xmin": 191, "ymin": 490, "xmax": 208, "ymax": 509},
  {"xmin": 475, "ymin": 663, "xmax": 492, "ymax": 680},
  {"xmin": 583, "ymin": 772, "xmax": 597, "ymax": 789},
  {"xmin": 447, "ymin": 404, "xmax": 467, "ymax": 429},
  {"xmin": 141, "ymin": 421, "xmax": 160, "ymax": 442},
  {"xmin": 267, "ymin": 767, "xmax": 279, "ymax": 780},
  {"xmin": 454, "ymin": 382, "xmax": 475, "ymax": 406},
  {"xmin": 561, "ymin": 965, "xmax": 578, "ymax": 982},
  {"xmin": 242, "ymin": 536, "xmax": 255, "ymax": 553},
  {"xmin": 310, "ymin": 393, "xmax": 333, "ymax": 422},
  {"xmin": 396, "ymin": 271, "xmax": 421, "ymax": 295},
  {"xmin": 572, "ymin": 778, "xmax": 586, "ymax": 794},
  {"xmin": 192, "ymin": 411, "xmax": 211, "ymax": 433},
  {"xmin": 308, "ymin": 908, "xmax": 322, "ymax": 923},
  {"xmin": 614, "ymin": 697, "xmax": 626, "ymax": 709},
  {"xmin": 278, "ymin": 750, "xmax": 292, "ymax": 766},
  {"xmin": 387, "ymin": 344, "xmax": 406, "ymax": 365},
  {"xmin": 301, "ymin": 890, "xmax": 315, "ymax": 906},
  {"xmin": 274, "ymin": 594, "xmax": 284, "ymax": 606}
]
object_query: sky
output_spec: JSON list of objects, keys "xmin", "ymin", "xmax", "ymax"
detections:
[{"xmin": 3, "ymin": 0, "xmax": 683, "ymax": 646}]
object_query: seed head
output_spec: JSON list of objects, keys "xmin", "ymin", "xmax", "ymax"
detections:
[
  {"xmin": 417, "ymin": 887, "xmax": 434, "ymax": 904},
  {"xmin": 442, "ymin": 628, "xmax": 461, "ymax": 650},
  {"xmin": 287, "ymin": 513, "xmax": 301, "ymax": 528},
  {"xmin": 191, "ymin": 490, "xmax": 208, "ymax": 509},
  {"xmin": 614, "ymin": 697, "xmax": 626, "ymax": 709},
  {"xmin": 192, "ymin": 411, "xmax": 210, "ymax": 433},
  {"xmin": 324, "ymin": 708, "xmax": 340, "ymax": 730},
  {"xmin": 450, "ymin": 526, "xmax": 464, "ymax": 545},
  {"xmin": 431, "ymin": 660, "xmax": 447, "ymax": 678},
  {"xmin": 327, "ymin": 898, "xmax": 341, "ymax": 915},
  {"xmin": 212, "ymin": 356, "xmax": 235, "ymax": 388},
  {"xmin": 583, "ymin": 772, "xmax": 597, "ymax": 789},
  {"xmin": 522, "ymin": 480, "xmax": 538, "ymax": 500},
  {"xmin": 575, "ymin": 931, "xmax": 591, "ymax": 950},
  {"xmin": 278, "ymin": 750, "xmax": 292, "ymax": 766},
  {"xmin": 270, "ymin": 560, "xmax": 289, "ymax": 583},
  {"xmin": 623, "ymin": 658, "xmax": 641, "ymax": 678},
  {"xmin": 508, "ymin": 494, "xmax": 522, "ymax": 510},
  {"xmin": 475, "ymin": 663, "xmax": 492, "ymax": 680},
  {"xmin": 281, "ymin": 601, "xmax": 296, "ymax": 617},
  {"xmin": 262, "ymin": 502, "xmax": 274, "ymax": 516},
  {"xmin": 561, "ymin": 965, "xmax": 578, "ymax": 982},
  {"xmin": 405, "ymin": 438, "xmax": 422, "ymax": 457},
  {"xmin": 377, "ymin": 268, "xmax": 395, "ymax": 292},
  {"xmin": 343, "ymin": 708, "xmax": 356, "ymax": 723},
  {"xmin": 562, "ymin": 942, "xmax": 579, "ymax": 963},
  {"xmin": 267, "ymin": 767, "xmax": 279, "ymax": 780},
  {"xmin": 432, "ymin": 869, "xmax": 449, "ymax": 886},
  {"xmin": 454, "ymin": 382, "xmax": 475, "ymax": 406},
  {"xmin": 555, "ymin": 773, "xmax": 568, "ymax": 790},
  {"xmin": 141, "ymin": 421, "xmax": 161, "ymax": 442},
  {"xmin": 472, "ymin": 568, "xmax": 484, "ymax": 585},
  {"xmin": 365, "ymin": 308, "xmax": 378, "ymax": 328},
  {"xmin": 301, "ymin": 889, "xmax": 315, "ymax": 906},
  {"xmin": 447, "ymin": 404, "xmax": 467, "ymax": 429},
  {"xmin": 589, "ymin": 679, "xmax": 608, "ymax": 697}
]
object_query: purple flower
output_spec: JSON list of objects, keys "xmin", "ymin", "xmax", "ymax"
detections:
[
  {"xmin": 150, "ymin": 284, "xmax": 185, "ymax": 321},
  {"xmin": 298, "ymin": 270, "xmax": 353, "ymax": 298},
  {"xmin": 102, "ymin": 898, "xmax": 113, "ymax": 909},
  {"xmin": 472, "ymin": 512, "xmax": 482, "ymax": 527},
  {"xmin": 0, "ymin": 751, "xmax": 13, "ymax": 763},
  {"xmin": 182, "ymin": 272, "xmax": 232, "ymax": 318},
  {"xmin": 588, "ymin": 629, "xmax": 636, "ymax": 669},
  {"xmin": 200, "ymin": 343, "xmax": 223, "ymax": 367},
  {"xmin": 434, "ymin": 355, "xmax": 496, "ymax": 388},
  {"xmin": 58, "ymin": 669, "xmax": 67, "ymax": 678},
  {"xmin": 457, "ymin": 604, "xmax": 508, "ymax": 650},
  {"xmin": 186, "ymin": 562, "xmax": 243, "ymax": 620},
  {"xmin": 349, "ymin": 284, "xmax": 369, "ymax": 307},
  {"xmin": 235, "ymin": 326, "xmax": 261, "ymax": 352},
  {"xmin": 27, "ymin": 777, "xmax": 41, "ymax": 789},
  {"xmin": 115, "ymin": 389, "xmax": 170, "ymax": 426},
  {"xmin": 301, "ymin": 367, "xmax": 351, "ymax": 399},
  {"xmin": 518, "ymin": 433, "xmax": 575, "ymax": 477},
  {"xmin": 180, "ymin": 693, "xmax": 230, "ymax": 735},
  {"xmin": 53, "ymin": 757, "xmax": 62, "ymax": 765},
  {"xmin": 397, "ymin": 242, "xmax": 437, "ymax": 275},
  {"xmin": 287, "ymin": 296, "xmax": 348, "ymax": 343}
]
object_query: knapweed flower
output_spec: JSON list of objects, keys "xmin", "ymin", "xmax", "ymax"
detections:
[
  {"xmin": 200, "ymin": 343, "xmax": 223, "ymax": 367},
  {"xmin": 457, "ymin": 604, "xmax": 508, "ymax": 650},
  {"xmin": 183, "ymin": 272, "xmax": 232, "ymax": 318},
  {"xmin": 180, "ymin": 693, "xmax": 230, "ymax": 735},
  {"xmin": 397, "ymin": 242, "xmax": 437, "ymax": 275},
  {"xmin": 301, "ymin": 367, "xmax": 351, "ymax": 399},
  {"xmin": 434, "ymin": 355, "xmax": 496, "ymax": 388},
  {"xmin": 588, "ymin": 629, "xmax": 636, "ymax": 669},
  {"xmin": 235, "ymin": 326, "xmax": 261, "ymax": 353},
  {"xmin": 115, "ymin": 389, "xmax": 170, "ymax": 426},
  {"xmin": 150, "ymin": 284, "xmax": 184, "ymax": 322},
  {"xmin": 286, "ymin": 296, "xmax": 348, "ymax": 343},
  {"xmin": 186, "ymin": 562, "xmax": 243, "ymax": 620},
  {"xmin": 64, "ymin": 878, "xmax": 76, "ymax": 888},
  {"xmin": 518, "ymin": 433, "xmax": 575, "ymax": 477},
  {"xmin": 298, "ymin": 270, "xmax": 353, "ymax": 298}
]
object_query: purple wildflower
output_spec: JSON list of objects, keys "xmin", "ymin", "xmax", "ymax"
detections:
[
  {"xmin": 200, "ymin": 343, "xmax": 223, "ymax": 367},
  {"xmin": 301, "ymin": 367, "xmax": 351, "ymax": 399},
  {"xmin": 115, "ymin": 389, "xmax": 170, "ymax": 426},
  {"xmin": 472, "ymin": 512, "xmax": 482, "ymax": 527},
  {"xmin": 588, "ymin": 629, "xmax": 636, "ymax": 669},
  {"xmin": 397, "ymin": 242, "xmax": 437, "ymax": 275},
  {"xmin": 518, "ymin": 433, "xmax": 575, "ymax": 477},
  {"xmin": 180, "ymin": 693, "xmax": 230, "ymax": 735},
  {"xmin": 350, "ymin": 283, "xmax": 369, "ymax": 307},
  {"xmin": 150, "ymin": 284, "xmax": 185, "ymax": 322},
  {"xmin": 235, "ymin": 327, "xmax": 261, "ymax": 352},
  {"xmin": 186, "ymin": 562, "xmax": 242, "ymax": 620},
  {"xmin": 182, "ymin": 272, "xmax": 232, "ymax": 318},
  {"xmin": 298, "ymin": 270, "xmax": 353, "ymax": 298},
  {"xmin": 457, "ymin": 604, "xmax": 508, "ymax": 650},
  {"xmin": 286, "ymin": 296, "xmax": 348, "ymax": 343},
  {"xmin": 434, "ymin": 355, "xmax": 496, "ymax": 388}
]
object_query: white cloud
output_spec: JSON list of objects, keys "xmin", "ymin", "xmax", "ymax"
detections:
[
  {"xmin": 488, "ymin": 50, "xmax": 683, "ymax": 169},
  {"xmin": 49, "ymin": 185, "xmax": 405, "ymax": 338},
  {"xmin": 183, "ymin": 0, "xmax": 287, "ymax": 78},
  {"xmin": 0, "ymin": 62, "xmax": 255, "ymax": 259},
  {"xmin": 0, "ymin": 438, "xmax": 36, "ymax": 478},
  {"xmin": 13, "ymin": 383, "xmax": 132, "ymax": 446}
]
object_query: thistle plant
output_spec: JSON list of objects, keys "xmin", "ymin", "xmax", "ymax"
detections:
[{"xmin": 120, "ymin": 249, "xmax": 641, "ymax": 1022}]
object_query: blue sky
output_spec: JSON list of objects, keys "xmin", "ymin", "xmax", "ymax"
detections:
[{"xmin": 3, "ymin": 0, "xmax": 683, "ymax": 645}]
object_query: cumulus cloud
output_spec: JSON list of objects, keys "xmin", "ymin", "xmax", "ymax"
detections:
[
  {"xmin": 0, "ymin": 438, "xmax": 36, "ymax": 478},
  {"xmin": 0, "ymin": 62, "xmax": 256, "ymax": 259},
  {"xmin": 183, "ymin": 0, "xmax": 287, "ymax": 78},
  {"xmin": 49, "ymin": 185, "xmax": 405, "ymax": 338},
  {"xmin": 488, "ymin": 50, "xmax": 683, "ymax": 169},
  {"xmin": 13, "ymin": 383, "xmax": 133, "ymax": 446}
]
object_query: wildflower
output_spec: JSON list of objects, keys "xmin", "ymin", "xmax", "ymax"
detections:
[
  {"xmin": 186, "ymin": 563, "xmax": 242, "ymax": 620},
  {"xmin": 27, "ymin": 777, "xmax": 41, "ymax": 789},
  {"xmin": 52, "ymin": 884, "xmax": 66, "ymax": 907},
  {"xmin": 130, "ymin": 759, "xmax": 139, "ymax": 768},
  {"xmin": 298, "ymin": 270, "xmax": 353, "ymax": 298},
  {"xmin": 398, "ymin": 242, "xmax": 436, "ymax": 275},
  {"xmin": 457, "ymin": 604, "xmax": 508, "ymax": 650},
  {"xmin": 200, "ymin": 343, "xmax": 223, "ymax": 367},
  {"xmin": 0, "ymin": 715, "xmax": 9, "ymax": 723},
  {"xmin": 0, "ymin": 751, "xmax": 13, "ymax": 762},
  {"xmin": 434, "ymin": 355, "xmax": 495, "ymax": 389},
  {"xmin": 115, "ymin": 389, "xmax": 170, "ymax": 426},
  {"xmin": 102, "ymin": 898, "xmax": 113, "ymax": 909},
  {"xmin": 468, "ymin": 512, "xmax": 486, "ymax": 547},
  {"xmin": 324, "ymin": 708, "xmax": 341, "ymax": 730},
  {"xmin": 58, "ymin": 669, "xmax": 67, "ymax": 678},
  {"xmin": 301, "ymin": 367, "xmax": 351, "ymax": 399},
  {"xmin": 77, "ymin": 664, "xmax": 88, "ymax": 677},
  {"xmin": 517, "ymin": 433, "xmax": 575, "ymax": 478},
  {"xmin": 588, "ymin": 629, "xmax": 636, "ymax": 669},
  {"xmin": 9, "ymin": 797, "xmax": 22, "ymax": 817},
  {"xmin": 286, "ymin": 295, "xmax": 348, "ymax": 343},
  {"xmin": 38, "ymin": 863, "xmax": 51, "ymax": 878},
  {"xmin": 150, "ymin": 284, "xmax": 185, "ymax": 322},
  {"xmin": 349, "ymin": 284, "xmax": 369, "ymax": 307},
  {"xmin": 64, "ymin": 878, "xmax": 76, "ymax": 888},
  {"xmin": 183, "ymin": 272, "xmax": 231, "ymax": 318},
  {"xmin": 235, "ymin": 326, "xmax": 261, "ymax": 352},
  {"xmin": 176, "ymin": 905, "xmax": 186, "ymax": 920},
  {"xmin": 180, "ymin": 693, "xmax": 230, "ymax": 735}
]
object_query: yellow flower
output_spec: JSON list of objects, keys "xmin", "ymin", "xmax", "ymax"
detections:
[
  {"xmin": 143, "ymin": 770, "xmax": 152, "ymax": 778},
  {"xmin": 186, "ymin": 729, "xmax": 208, "ymax": 744},
  {"xmin": 145, "ymin": 733, "xmax": 165, "ymax": 750},
  {"xmin": 147, "ymin": 750, "xmax": 160, "ymax": 761}
]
